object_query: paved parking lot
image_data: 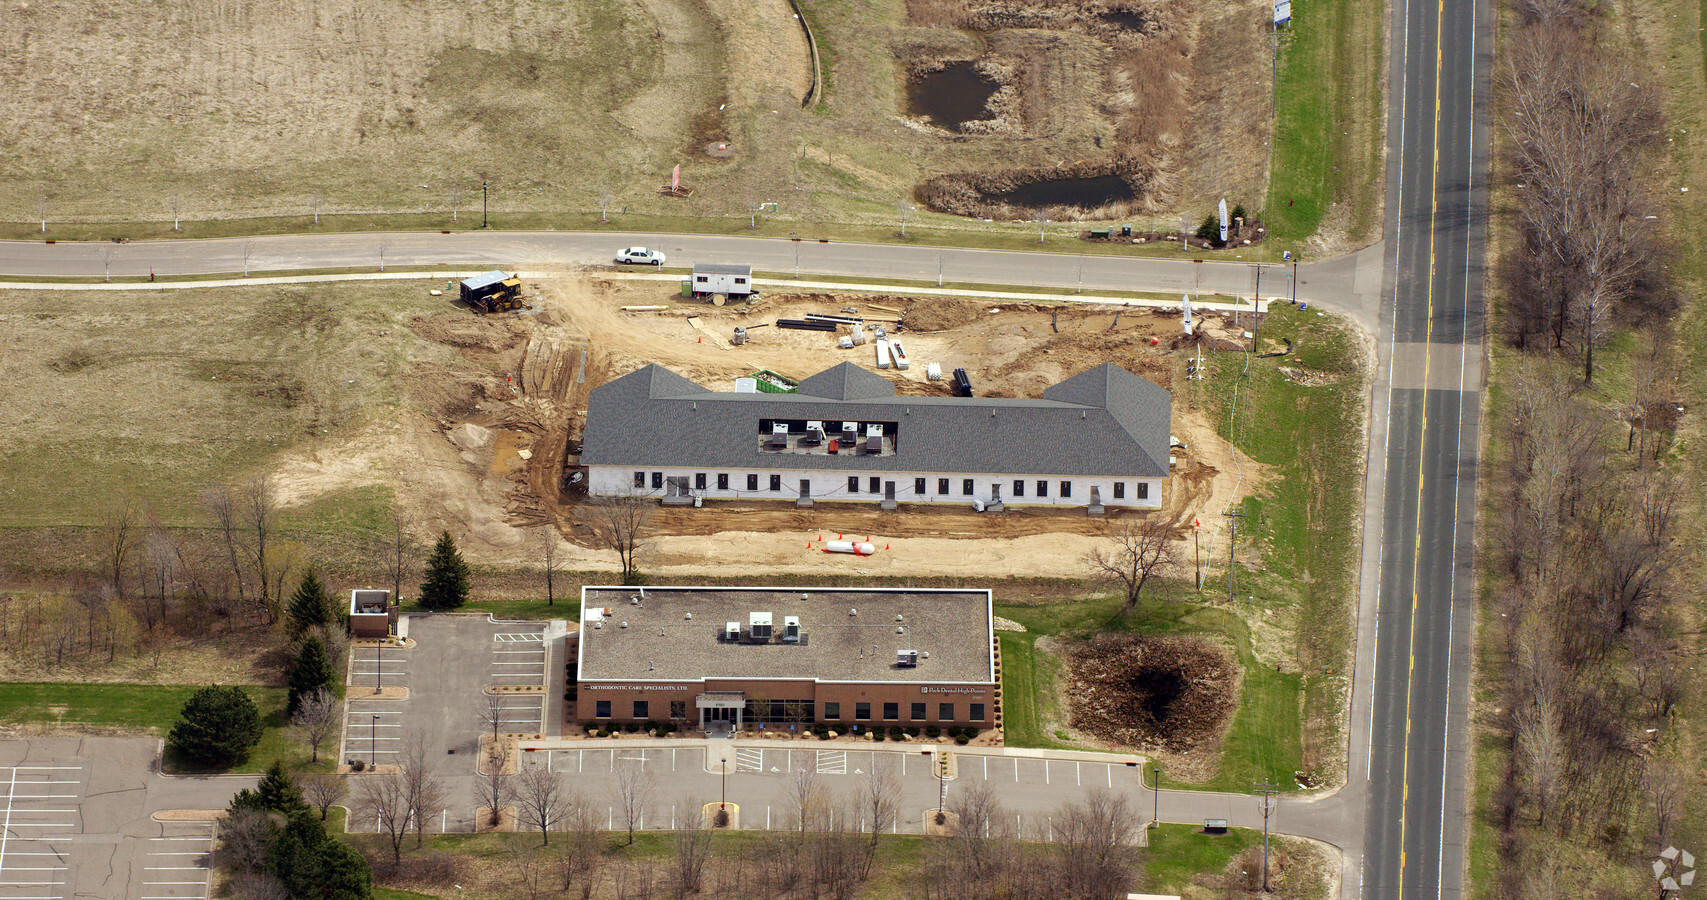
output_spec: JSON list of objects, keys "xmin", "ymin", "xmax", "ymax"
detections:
[{"xmin": 0, "ymin": 738, "xmax": 251, "ymax": 900}]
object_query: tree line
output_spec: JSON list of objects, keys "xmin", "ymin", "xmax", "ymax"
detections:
[{"xmin": 1490, "ymin": 1, "xmax": 1697, "ymax": 894}]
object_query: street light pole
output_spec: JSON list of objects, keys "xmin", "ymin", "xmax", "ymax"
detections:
[
  {"xmin": 1152, "ymin": 762, "xmax": 1161, "ymax": 829},
  {"xmin": 482, "ymin": 180, "xmax": 489, "ymax": 229},
  {"xmin": 371, "ymin": 714, "xmax": 379, "ymax": 764},
  {"xmin": 790, "ymin": 232, "xmax": 799, "ymax": 278}
]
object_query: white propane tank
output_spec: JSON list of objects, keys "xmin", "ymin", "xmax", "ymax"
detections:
[
  {"xmin": 926, "ymin": 362, "xmax": 943, "ymax": 382},
  {"xmin": 824, "ymin": 540, "xmax": 877, "ymax": 556}
]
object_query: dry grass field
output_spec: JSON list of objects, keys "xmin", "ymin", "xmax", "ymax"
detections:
[{"xmin": 0, "ymin": 0, "xmax": 1274, "ymax": 237}]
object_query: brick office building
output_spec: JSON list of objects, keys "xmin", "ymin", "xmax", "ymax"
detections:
[{"xmin": 574, "ymin": 586, "xmax": 997, "ymax": 733}]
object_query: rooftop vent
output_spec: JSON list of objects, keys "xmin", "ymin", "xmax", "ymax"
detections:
[
  {"xmin": 896, "ymin": 626, "xmax": 905, "ymax": 634},
  {"xmin": 620, "ymin": 621, "xmax": 628, "ymax": 629},
  {"xmin": 897, "ymin": 649, "xmax": 920, "ymax": 668},
  {"xmin": 895, "ymin": 614, "xmax": 904, "ymax": 622},
  {"xmin": 685, "ymin": 612, "xmax": 693, "ymax": 620}
]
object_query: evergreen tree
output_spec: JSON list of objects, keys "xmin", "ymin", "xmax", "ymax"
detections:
[
  {"xmin": 287, "ymin": 571, "xmax": 337, "ymax": 639},
  {"xmin": 255, "ymin": 761, "xmax": 309, "ymax": 816},
  {"xmin": 287, "ymin": 637, "xmax": 336, "ymax": 717},
  {"xmin": 168, "ymin": 685, "xmax": 263, "ymax": 769},
  {"xmin": 418, "ymin": 530, "xmax": 470, "ymax": 610},
  {"xmin": 271, "ymin": 811, "xmax": 373, "ymax": 900}
]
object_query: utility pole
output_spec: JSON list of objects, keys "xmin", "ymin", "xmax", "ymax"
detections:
[
  {"xmin": 1292, "ymin": 260, "xmax": 1298, "ymax": 306},
  {"xmin": 1194, "ymin": 517, "xmax": 1203, "ymax": 591},
  {"xmin": 1224, "ymin": 509, "xmax": 1246, "ymax": 604},
  {"xmin": 1254, "ymin": 781, "xmax": 1279, "ymax": 893},
  {"xmin": 791, "ymin": 232, "xmax": 799, "ymax": 278},
  {"xmin": 482, "ymin": 180, "xmax": 489, "ymax": 229}
]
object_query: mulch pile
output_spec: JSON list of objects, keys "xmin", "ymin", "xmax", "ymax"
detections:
[{"xmin": 1065, "ymin": 633, "xmax": 1239, "ymax": 753}]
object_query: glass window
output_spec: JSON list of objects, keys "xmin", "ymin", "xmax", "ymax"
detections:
[
  {"xmin": 911, "ymin": 702, "xmax": 926, "ymax": 721},
  {"xmin": 1113, "ymin": 482, "xmax": 1125, "ymax": 499},
  {"xmin": 694, "ymin": 473, "xmax": 706, "ymax": 490},
  {"xmin": 632, "ymin": 700, "xmax": 648, "ymax": 720},
  {"xmin": 970, "ymin": 703, "xmax": 986, "ymax": 721},
  {"xmin": 1037, "ymin": 480, "xmax": 1048, "ymax": 497},
  {"xmin": 1061, "ymin": 481, "xmax": 1072, "ymax": 497},
  {"xmin": 747, "ymin": 473, "xmax": 759, "ymax": 491},
  {"xmin": 1138, "ymin": 482, "xmax": 1149, "ymax": 499},
  {"xmin": 651, "ymin": 471, "xmax": 663, "ymax": 489},
  {"xmin": 735, "ymin": 277, "xmax": 747, "ymax": 284},
  {"xmin": 1013, "ymin": 480, "xmax": 1025, "ymax": 497},
  {"xmin": 882, "ymin": 703, "xmax": 899, "ymax": 721},
  {"xmin": 963, "ymin": 479, "xmax": 974, "ymax": 496},
  {"xmin": 855, "ymin": 702, "xmax": 871, "ymax": 720},
  {"xmin": 869, "ymin": 476, "xmax": 881, "ymax": 494},
  {"xmin": 633, "ymin": 471, "xmax": 645, "ymax": 488},
  {"xmin": 717, "ymin": 473, "xmax": 729, "ymax": 490},
  {"xmin": 824, "ymin": 702, "xmax": 841, "ymax": 720},
  {"xmin": 939, "ymin": 703, "xmax": 954, "ymax": 721},
  {"xmin": 670, "ymin": 700, "xmax": 685, "ymax": 720},
  {"xmin": 595, "ymin": 700, "xmax": 611, "ymax": 718},
  {"xmin": 848, "ymin": 476, "xmax": 860, "ymax": 493},
  {"xmin": 914, "ymin": 477, "xmax": 926, "ymax": 495},
  {"xmin": 938, "ymin": 478, "xmax": 950, "ymax": 495},
  {"xmin": 695, "ymin": 276, "xmax": 708, "ymax": 283},
  {"xmin": 770, "ymin": 474, "xmax": 782, "ymax": 491}
]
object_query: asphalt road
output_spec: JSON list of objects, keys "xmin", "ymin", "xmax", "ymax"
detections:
[
  {"xmin": 0, "ymin": 231, "xmax": 1383, "ymax": 330},
  {"xmin": 1352, "ymin": 0, "xmax": 1490, "ymax": 893}
]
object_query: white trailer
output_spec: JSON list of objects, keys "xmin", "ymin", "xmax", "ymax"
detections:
[{"xmin": 690, "ymin": 263, "xmax": 755, "ymax": 300}]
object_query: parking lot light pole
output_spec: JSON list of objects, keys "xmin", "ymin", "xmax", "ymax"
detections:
[
  {"xmin": 371, "ymin": 714, "xmax": 379, "ymax": 764},
  {"xmin": 374, "ymin": 632, "xmax": 383, "ymax": 695},
  {"xmin": 1152, "ymin": 762, "xmax": 1161, "ymax": 829}
]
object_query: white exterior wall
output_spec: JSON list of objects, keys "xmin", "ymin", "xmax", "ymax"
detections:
[{"xmin": 587, "ymin": 465, "xmax": 1163, "ymax": 509}]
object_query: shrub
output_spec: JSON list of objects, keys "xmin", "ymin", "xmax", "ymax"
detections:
[
  {"xmin": 926, "ymin": 725, "xmax": 941, "ymax": 739},
  {"xmin": 168, "ymin": 685, "xmax": 264, "ymax": 769},
  {"xmin": 905, "ymin": 726, "xmax": 921, "ymax": 738},
  {"xmin": 870, "ymin": 730, "xmax": 884, "ymax": 742},
  {"xmin": 624, "ymin": 722, "xmax": 639, "ymax": 733},
  {"xmin": 888, "ymin": 726, "xmax": 904, "ymax": 739},
  {"xmin": 955, "ymin": 735, "xmax": 970, "ymax": 745}
]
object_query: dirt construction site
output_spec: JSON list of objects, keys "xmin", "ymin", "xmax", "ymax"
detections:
[{"xmin": 326, "ymin": 269, "xmax": 1268, "ymax": 580}]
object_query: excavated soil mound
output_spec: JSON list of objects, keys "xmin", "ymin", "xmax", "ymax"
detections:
[{"xmin": 1066, "ymin": 633, "xmax": 1238, "ymax": 753}]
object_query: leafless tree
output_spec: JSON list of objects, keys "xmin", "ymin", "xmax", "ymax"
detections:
[
  {"xmin": 505, "ymin": 835, "xmax": 553, "ymax": 900},
  {"xmin": 202, "ymin": 484, "xmax": 248, "ymax": 609},
  {"xmin": 671, "ymin": 796, "xmax": 712, "ymax": 895},
  {"xmin": 481, "ymin": 742, "xmax": 513, "ymax": 829},
  {"xmin": 378, "ymin": 240, "xmax": 387, "ymax": 273},
  {"xmin": 448, "ymin": 184, "xmax": 464, "ymax": 223},
  {"xmin": 101, "ymin": 498, "xmax": 140, "ymax": 602},
  {"xmin": 788, "ymin": 763, "xmax": 829, "ymax": 833},
  {"xmin": 401, "ymin": 731, "xmax": 449, "ymax": 847},
  {"xmin": 597, "ymin": 187, "xmax": 614, "ymax": 222},
  {"xmin": 102, "ymin": 247, "xmax": 113, "ymax": 283},
  {"xmin": 556, "ymin": 793, "xmax": 603, "ymax": 893},
  {"xmin": 856, "ymin": 757, "xmax": 899, "ymax": 879},
  {"xmin": 576, "ymin": 488, "xmax": 655, "ymax": 584},
  {"xmin": 946, "ymin": 781, "xmax": 1008, "ymax": 880},
  {"xmin": 290, "ymin": 688, "xmax": 342, "ymax": 763},
  {"xmin": 241, "ymin": 475, "xmax": 280, "ymax": 623},
  {"xmin": 169, "ymin": 197, "xmax": 182, "ymax": 232},
  {"xmin": 540, "ymin": 527, "xmax": 560, "ymax": 606},
  {"xmin": 477, "ymin": 692, "xmax": 509, "ymax": 747},
  {"xmin": 142, "ymin": 525, "xmax": 180, "ymax": 629},
  {"xmin": 1086, "ymin": 517, "xmax": 1181, "ymax": 615},
  {"xmin": 241, "ymin": 240, "xmax": 254, "ymax": 277},
  {"xmin": 512, "ymin": 761, "xmax": 570, "ymax": 846},
  {"xmin": 1052, "ymin": 789, "xmax": 1139, "ymax": 899},
  {"xmin": 356, "ymin": 769, "xmax": 413, "ymax": 864},
  {"xmin": 381, "ymin": 512, "xmax": 421, "ymax": 604},
  {"xmin": 298, "ymin": 772, "xmax": 347, "ymax": 822},
  {"xmin": 36, "ymin": 195, "xmax": 48, "ymax": 234},
  {"xmin": 216, "ymin": 807, "xmax": 275, "ymax": 875},
  {"xmin": 228, "ymin": 873, "xmax": 290, "ymax": 900},
  {"xmin": 610, "ymin": 758, "xmax": 654, "ymax": 845},
  {"xmin": 898, "ymin": 202, "xmax": 913, "ymax": 238}
]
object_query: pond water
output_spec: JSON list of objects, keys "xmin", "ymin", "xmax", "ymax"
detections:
[
  {"xmin": 906, "ymin": 62, "xmax": 1000, "ymax": 131},
  {"xmin": 994, "ymin": 174, "xmax": 1138, "ymax": 210}
]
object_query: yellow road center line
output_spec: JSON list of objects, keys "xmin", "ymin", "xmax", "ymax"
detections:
[{"xmin": 1398, "ymin": 0, "xmax": 1450, "ymax": 893}]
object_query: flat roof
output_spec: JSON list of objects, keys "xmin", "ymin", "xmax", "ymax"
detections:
[{"xmin": 577, "ymin": 586, "xmax": 994, "ymax": 685}]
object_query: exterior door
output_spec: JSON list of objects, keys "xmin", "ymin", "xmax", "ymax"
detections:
[{"xmin": 799, "ymin": 479, "xmax": 811, "ymax": 499}]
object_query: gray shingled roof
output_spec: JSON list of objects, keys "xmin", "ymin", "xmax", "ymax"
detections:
[{"xmin": 580, "ymin": 361, "xmax": 1170, "ymax": 477}]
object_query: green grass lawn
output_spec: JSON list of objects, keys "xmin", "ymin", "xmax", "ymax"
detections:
[
  {"xmin": 0, "ymin": 682, "xmax": 329, "ymax": 775},
  {"xmin": 1144, "ymin": 824, "xmax": 1257, "ymax": 894}
]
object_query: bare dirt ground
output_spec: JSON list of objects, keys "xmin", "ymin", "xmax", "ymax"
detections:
[
  {"xmin": 291, "ymin": 269, "xmax": 1270, "ymax": 580},
  {"xmin": 0, "ymin": 0, "xmax": 1266, "ymax": 236}
]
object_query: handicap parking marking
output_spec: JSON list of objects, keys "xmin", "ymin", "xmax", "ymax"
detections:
[
  {"xmin": 734, "ymin": 748, "xmax": 765, "ymax": 772},
  {"xmin": 815, "ymin": 750, "xmax": 848, "ymax": 775}
]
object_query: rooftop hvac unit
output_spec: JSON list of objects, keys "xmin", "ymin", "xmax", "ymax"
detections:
[
  {"xmin": 842, "ymin": 421, "xmax": 859, "ymax": 435},
  {"xmin": 725, "ymin": 622, "xmax": 740, "ymax": 641},
  {"xmin": 782, "ymin": 616, "xmax": 801, "ymax": 642},
  {"xmin": 749, "ymin": 611, "xmax": 773, "ymax": 642},
  {"xmin": 772, "ymin": 422, "xmax": 790, "ymax": 435},
  {"xmin": 807, "ymin": 420, "xmax": 823, "ymax": 432},
  {"xmin": 897, "ymin": 649, "xmax": 920, "ymax": 668},
  {"xmin": 866, "ymin": 423, "xmax": 882, "ymax": 436}
]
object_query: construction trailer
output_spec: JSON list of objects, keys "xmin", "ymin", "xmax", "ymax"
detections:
[
  {"xmin": 460, "ymin": 270, "xmax": 525, "ymax": 313},
  {"xmin": 690, "ymin": 263, "xmax": 755, "ymax": 302}
]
